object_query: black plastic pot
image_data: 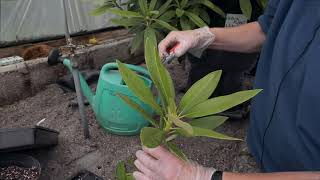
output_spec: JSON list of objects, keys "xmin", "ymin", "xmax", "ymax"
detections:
[
  {"xmin": 0, "ymin": 126, "xmax": 59, "ymax": 153},
  {"xmin": 70, "ymin": 170, "xmax": 104, "ymax": 180},
  {"xmin": 0, "ymin": 153, "xmax": 41, "ymax": 180}
]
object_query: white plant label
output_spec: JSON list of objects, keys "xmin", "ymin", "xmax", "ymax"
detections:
[{"xmin": 225, "ymin": 14, "xmax": 248, "ymax": 27}]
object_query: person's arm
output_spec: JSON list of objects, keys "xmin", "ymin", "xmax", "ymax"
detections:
[
  {"xmin": 209, "ymin": 22, "xmax": 266, "ymax": 53},
  {"xmin": 223, "ymin": 171, "xmax": 320, "ymax": 180}
]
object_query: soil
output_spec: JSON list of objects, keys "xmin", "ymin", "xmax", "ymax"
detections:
[
  {"xmin": 0, "ymin": 61, "xmax": 259, "ymax": 180},
  {"xmin": 21, "ymin": 45, "xmax": 52, "ymax": 61},
  {"xmin": 0, "ymin": 166, "xmax": 40, "ymax": 180}
]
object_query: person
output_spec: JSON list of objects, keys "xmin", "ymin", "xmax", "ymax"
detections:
[{"xmin": 133, "ymin": 0, "xmax": 320, "ymax": 180}]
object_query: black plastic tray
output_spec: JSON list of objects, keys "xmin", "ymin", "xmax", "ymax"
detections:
[{"xmin": 0, "ymin": 126, "xmax": 59, "ymax": 153}]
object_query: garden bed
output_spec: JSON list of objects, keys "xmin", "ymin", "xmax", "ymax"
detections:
[{"xmin": 0, "ymin": 61, "xmax": 259, "ymax": 180}]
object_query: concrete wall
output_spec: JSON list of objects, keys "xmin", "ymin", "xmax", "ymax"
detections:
[{"xmin": 0, "ymin": 36, "xmax": 143, "ymax": 106}]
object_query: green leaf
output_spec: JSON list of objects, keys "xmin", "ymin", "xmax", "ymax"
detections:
[
  {"xmin": 239, "ymin": 0, "xmax": 252, "ymax": 19},
  {"xmin": 192, "ymin": 126, "xmax": 241, "ymax": 140},
  {"xmin": 176, "ymin": 8, "xmax": 185, "ymax": 17},
  {"xmin": 185, "ymin": 11, "xmax": 207, "ymax": 27},
  {"xmin": 149, "ymin": 0, "xmax": 157, "ymax": 10},
  {"xmin": 140, "ymin": 127, "xmax": 165, "ymax": 148},
  {"xmin": 180, "ymin": 16, "xmax": 191, "ymax": 30},
  {"xmin": 117, "ymin": 60, "xmax": 162, "ymax": 115},
  {"xmin": 189, "ymin": 115, "xmax": 228, "ymax": 129},
  {"xmin": 179, "ymin": 70, "xmax": 222, "ymax": 115},
  {"xmin": 171, "ymin": 117, "xmax": 193, "ymax": 135},
  {"xmin": 157, "ymin": 0, "xmax": 173, "ymax": 17},
  {"xmin": 144, "ymin": 27, "xmax": 157, "ymax": 48},
  {"xmin": 199, "ymin": 10, "xmax": 210, "ymax": 24},
  {"xmin": 158, "ymin": 10, "xmax": 176, "ymax": 21},
  {"xmin": 130, "ymin": 31, "xmax": 144, "ymax": 53},
  {"xmin": 200, "ymin": 0, "xmax": 225, "ymax": 18},
  {"xmin": 126, "ymin": 173, "xmax": 134, "ymax": 180},
  {"xmin": 149, "ymin": 10, "xmax": 159, "ymax": 15},
  {"xmin": 116, "ymin": 161, "xmax": 126, "ymax": 180},
  {"xmin": 181, "ymin": 0, "xmax": 189, "ymax": 8},
  {"xmin": 154, "ymin": 19, "xmax": 178, "ymax": 31},
  {"xmin": 257, "ymin": 0, "xmax": 268, "ymax": 9},
  {"xmin": 117, "ymin": 93, "xmax": 158, "ymax": 127},
  {"xmin": 184, "ymin": 89, "xmax": 262, "ymax": 118},
  {"xmin": 90, "ymin": 4, "xmax": 112, "ymax": 16},
  {"xmin": 111, "ymin": 17, "xmax": 144, "ymax": 27},
  {"xmin": 166, "ymin": 142, "xmax": 188, "ymax": 161},
  {"xmin": 108, "ymin": 8, "xmax": 143, "ymax": 18},
  {"xmin": 144, "ymin": 33, "xmax": 175, "ymax": 106},
  {"xmin": 138, "ymin": 0, "xmax": 148, "ymax": 15}
]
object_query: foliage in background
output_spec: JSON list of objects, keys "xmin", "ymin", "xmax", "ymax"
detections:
[
  {"xmin": 91, "ymin": 0, "xmax": 225, "ymax": 53},
  {"xmin": 116, "ymin": 29, "xmax": 262, "ymax": 161},
  {"xmin": 240, "ymin": 0, "xmax": 268, "ymax": 19}
]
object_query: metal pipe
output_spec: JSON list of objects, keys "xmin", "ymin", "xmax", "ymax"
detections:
[
  {"xmin": 72, "ymin": 65, "xmax": 90, "ymax": 139},
  {"xmin": 61, "ymin": 0, "xmax": 71, "ymax": 44}
]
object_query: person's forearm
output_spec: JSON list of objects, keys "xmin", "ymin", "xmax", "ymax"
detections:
[
  {"xmin": 209, "ymin": 22, "xmax": 266, "ymax": 53},
  {"xmin": 223, "ymin": 171, "xmax": 320, "ymax": 180}
]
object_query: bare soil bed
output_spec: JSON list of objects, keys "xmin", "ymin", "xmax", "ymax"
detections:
[{"xmin": 0, "ymin": 61, "xmax": 259, "ymax": 180}]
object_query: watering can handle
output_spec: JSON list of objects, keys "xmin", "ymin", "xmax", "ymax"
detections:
[{"xmin": 102, "ymin": 62, "xmax": 151, "ymax": 79}]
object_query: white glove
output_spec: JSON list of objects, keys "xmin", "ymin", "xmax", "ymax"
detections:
[
  {"xmin": 133, "ymin": 146, "xmax": 216, "ymax": 180},
  {"xmin": 158, "ymin": 26, "xmax": 215, "ymax": 59}
]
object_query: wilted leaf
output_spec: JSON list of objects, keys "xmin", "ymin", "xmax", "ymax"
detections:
[
  {"xmin": 116, "ymin": 161, "xmax": 126, "ymax": 180},
  {"xmin": 239, "ymin": 0, "xmax": 252, "ymax": 19},
  {"xmin": 140, "ymin": 127, "xmax": 165, "ymax": 148},
  {"xmin": 108, "ymin": 8, "xmax": 143, "ymax": 17},
  {"xmin": 154, "ymin": 19, "xmax": 178, "ymax": 31},
  {"xmin": 179, "ymin": 70, "xmax": 222, "ymax": 115},
  {"xmin": 185, "ymin": 11, "xmax": 207, "ymax": 27},
  {"xmin": 200, "ymin": 0, "xmax": 225, "ymax": 18},
  {"xmin": 189, "ymin": 116, "xmax": 228, "ymax": 129},
  {"xmin": 166, "ymin": 142, "xmax": 188, "ymax": 161},
  {"xmin": 117, "ymin": 93, "xmax": 158, "ymax": 127},
  {"xmin": 117, "ymin": 60, "xmax": 162, "ymax": 115},
  {"xmin": 130, "ymin": 31, "xmax": 144, "ymax": 53},
  {"xmin": 185, "ymin": 89, "xmax": 262, "ymax": 118}
]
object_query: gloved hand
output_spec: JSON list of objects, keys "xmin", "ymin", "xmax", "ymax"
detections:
[
  {"xmin": 158, "ymin": 26, "xmax": 215, "ymax": 59},
  {"xmin": 133, "ymin": 146, "xmax": 216, "ymax": 180}
]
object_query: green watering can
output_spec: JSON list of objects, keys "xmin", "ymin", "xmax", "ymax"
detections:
[{"xmin": 48, "ymin": 49, "xmax": 153, "ymax": 136}]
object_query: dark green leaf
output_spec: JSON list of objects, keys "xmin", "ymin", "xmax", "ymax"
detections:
[
  {"xmin": 130, "ymin": 31, "xmax": 144, "ymax": 53},
  {"xmin": 138, "ymin": 0, "xmax": 148, "ymax": 15},
  {"xmin": 180, "ymin": 16, "xmax": 191, "ymax": 30},
  {"xmin": 117, "ymin": 93, "xmax": 158, "ymax": 127},
  {"xmin": 140, "ymin": 127, "xmax": 165, "ymax": 148},
  {"xmin": 192, "ymin": 126, "xmax": 241, "ymax": 140},
  {"xmin": 116, "ymin": 161, "xmax": 126, "ymax": 180},
  {"xmin": 189, "ymin": 115, "xmax": 228, "ymax": 129},
  {"xmin": 126, "ymin": 173, "xmax": 134, "ymax": 180},
  {"xmin": 158, "ymin": 10, "xmax": 176, "ymax": 21},
  {"xmin": 181, "ymin": 0, "xmax": 189, "ymax": 8},
  {"xmin": 154, "ymin": 19, "xmax": 178, "ymax": 31},
  {"xmin": 185, "ymin": 11, "xmax": 207, "ymax": 27},
  {"xmin": 199, "ymin": 10, "xmax": 210, "ymax": 24},
  {"xmin": 117, "ymin": 60, "xmax": 162, "ymax": 115},
  {"xmin": 176, "ymin": 8, "xmax": 185, "ymax": 17},
  {"xmin": 157, "ymin": 0, "xmax": 174, "ymax": 17},
  {"xmin": 185, "ymin": 89, "xmax": 262, "ymax": 118},
  {"xmin": 111, "ymin": 17, "xmax": 144, "ymax": 27},
  {"xmin": 179, "ymin": 70, "xmax": 222, "ymax": 115},
  {"xmin": 201, "ymin": 0, "xmax": 225, "ymax": 18},
  {"xmin": 149, "ymin": 10, "xmax": 159, "ymax": 15},
  {"xmin": 149, "ymin": 0, "xmax": 157, "ymax": 10},
  {"xmin": 108, "ymin": 8, "xmax": 143, "ymax": 17},
  {"xmin": 239, "ymin": 0, "xmax": 252, "ymax": 19},
  {"xmin": 257, "ymin": 0, "xmax": 268, "ymax": 9},
  {"xmin": 90, "ymin": 4, "xmax": 113, "ymax": 16},
  {"xmin": 166, "ymin": 142, "xmax": 188, "ymax": 161}
]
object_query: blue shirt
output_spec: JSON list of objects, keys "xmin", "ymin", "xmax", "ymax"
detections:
[{"xmin": 247, "ymin": 0, "xmax": 320, "ymax": 172}]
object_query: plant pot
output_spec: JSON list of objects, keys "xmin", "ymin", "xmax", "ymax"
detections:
[
  {"xmin": 0, "ymin": 153, "xmax": 41, "ymax": 180},
  {"xmin": 70, "ymin": 170, "xmax": 104, "ymax": 180},
  {"xmin": 0, "ymin": 126, "xmax": 59, "ymax": 153}
]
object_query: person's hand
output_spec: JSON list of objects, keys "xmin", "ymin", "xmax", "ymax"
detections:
[
  {"xmin": 133, "ymin": 146, "xmax": 215, "ymax": 180},
  {"xmin": 158, "ymin": 26, "xmax": 215, "ymax": 59}
]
